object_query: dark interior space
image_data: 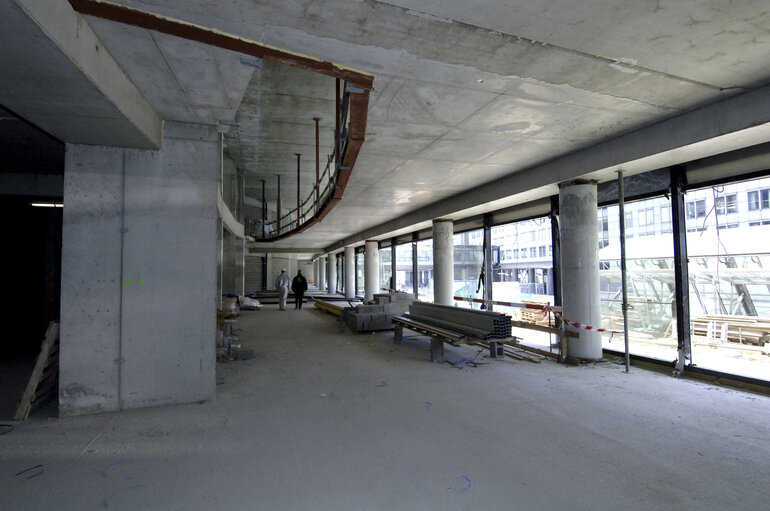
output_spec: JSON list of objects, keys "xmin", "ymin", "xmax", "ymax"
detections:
[{"xmin": 0, "ymin": 106, "xmax": 63, "ymax": 420}]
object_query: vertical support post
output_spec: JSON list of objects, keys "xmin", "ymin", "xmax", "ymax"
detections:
[
  {"xmin": 276, "ymin": 174, "xmax": 281, "ymax": 236},
  {"xmin": 319, "ymin": 256, "xmax": 326, "ymax": 291},
  {"xmin": 261, "ymin": 180, "xmax": 266, "ymax": 239},
  {"xmin": 327, "ymin": 253, "xmax": 337, "ymax": 295},
  {"xmin": 670, "ymin": 166, "xmax": 692, "ymax": 376},
  {"xmin": 390, "ymin": 241, "xmax": 397, "ymax": 292},
  {"xmin": 483, "ymin": 214, "xmax": 493, "ymax": 311},
  {"xmin": 261, "ymin": 254, "xmax": 267, "ymax": 291},
  {"xmin": 314, "ymin": 117, "xmax": 320, "ymax": 208},
  {"xmin": 296, "ymin": 153, "xmax": 301, "ymax": 229},
  {"xmin": 550, "ymin": 195, "xmax": 563, "ymax": 359},
  {"xmin": 430, "ymin": 338, "xmax": 445, "ymax": 363},
  {"xmin": 559, "ymin": 180, "xmax": 602, "ymax": 360},
  {"xmin": 433, "ymin": 219, "xmax": 454, "ymax": 305},
  {"xmin": 364, "ymin": 240, "xmax": 379, "ymax": 302},
  {"xmin": 618, "ymin": 170, "xmax": 631, "ymax": 373},
  {"xmin": 412, "ymin": 233, "xmax": 419, "ymax": 298},
  {"xmin": 335, "ymin": 79, "xmax": 341, "ymax": 169},
  {"xmin": 345, "ymin": 245, "xmax": 355, "ymax": 298},
  {"xmin": 394, "ymin": 323, "xmax": 403, "ymax": 344}
]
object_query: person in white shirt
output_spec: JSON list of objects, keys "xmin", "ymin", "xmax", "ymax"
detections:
[{"xmin": 274, "ymin": 268, "xmax": 290, "ymax": 311}]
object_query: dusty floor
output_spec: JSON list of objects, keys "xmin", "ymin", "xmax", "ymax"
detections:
[{"xmin": 1, "ymin": 304, "xmax": 769, "ymax": 510}]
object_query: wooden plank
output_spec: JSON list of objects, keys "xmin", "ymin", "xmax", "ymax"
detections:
[
  {"xmin": 510, "ymin": 320, "xmax": 579, "ymax": 338},
  {"xmin": 14, "ymin": 322, "xmax": 59, "ymax": 421},
  {"xmin": 510, "ymin": 341, "xmax": 581, "ymax": 366}
]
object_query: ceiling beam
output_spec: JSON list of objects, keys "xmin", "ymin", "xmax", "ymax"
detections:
[{"xmin": 68, "ymin": 0, "xmax": 374, "ymax": 90}]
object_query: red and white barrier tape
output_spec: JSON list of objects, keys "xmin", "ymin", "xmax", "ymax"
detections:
[{"xmin": 452, "ymin": 295, "xmax": 624, "ymax": 340}]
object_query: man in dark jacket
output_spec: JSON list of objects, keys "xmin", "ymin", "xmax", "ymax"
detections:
[{"xmin": 291, "ymin": 270, "xmax": 308, "ymax": 309}]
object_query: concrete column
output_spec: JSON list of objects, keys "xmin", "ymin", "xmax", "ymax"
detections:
[
  {"xmin": 344, "ymin": 246, "xmax": 355, "ymax": 298},
  {"xmin": 364, "ymin": 240, "xmax": 379, "ymax": 302},
  {"xmin": 327, "ymin": 253, "xmax": 337, "ymax": 295},
  {"xmin": 318, "ymin": 256, "xmax": 326, "ymax": 291},
  {"xmin": 433, "ymin": 219, "xmax": 454, "ymax": 305},
  {"xmin": 559, "ymin": 180, "xmax": 602, "ymax": 360},
  {"xmin": 232, "ymin": 234, "xmax": 245, "ymax": 296},
  {"xmin": 60, "ymin": 122, "xmax": 217, "ymax": 416}
]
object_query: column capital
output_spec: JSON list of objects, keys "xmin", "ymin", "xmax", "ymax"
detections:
[{"xmin": 559, "ymin": 179, "xmax": 598, "ymax": 188}]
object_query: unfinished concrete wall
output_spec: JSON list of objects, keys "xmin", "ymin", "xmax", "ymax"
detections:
[
  {"xmin": 222, "ymin": 229, "xmax": 244, "ymax": 295},
  {"xmin": 60, "ymin": 122, "xmax": 218, "ymax": 416},
  {"xmin": 245, "ymin": 255, "xmax": 263, "ymax": 291}
]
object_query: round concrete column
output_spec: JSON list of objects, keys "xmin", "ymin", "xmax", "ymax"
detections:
[
  {"xmin": 559, "ymin": 180, "xmax": 602, "ymax": 360},
  {"xmin": 432, "ymin": 219, "xmax": 454, "ymax": 305},
  {"xmin": 327, "ymin": 254, "xmax": 337, "ymax": 295},
  {"xmin": 364, "ymin": 240, "xmax": 379, "ymax": 302},
  {"xmin": 318, "ymin": 257, "xmax": 326, "ymax": 291},
  {"xmin": 344, "ymin": 246, "xmax": 355, "ymax": 298}
]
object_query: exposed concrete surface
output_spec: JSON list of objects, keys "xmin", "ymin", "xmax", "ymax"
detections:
[
  {"xmin": 432, "ymin": 219, "xmax": 454, "ymax": 305},
  {"xmin": 58, "ymin": 0, "xmax": 770, "ymax": 251},
  {"xmin": 344, "ymin": 245, "xmax": 355, "ymax": 298},
  {"xmin": 60, "ymin": 144, "xmax": 124, "ymax": 415},
  {"xmin": 3, "ymin": 306, "xmax": 769, "ymax": 510},
  {"xmin": 560, "ymin": 182, "xmax": 602, "ymax": 359},
  {"xmin": 0, "ymin": 0, "xmax": 162, "ymax": 148},
  {"xmin": 60, "ymin": 122, "xmax": 218, "ymax": 416}
]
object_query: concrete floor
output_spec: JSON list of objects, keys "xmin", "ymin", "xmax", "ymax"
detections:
[{"xmin": 2, "ymin": 304, "xmax": 769, "ymax": 510}]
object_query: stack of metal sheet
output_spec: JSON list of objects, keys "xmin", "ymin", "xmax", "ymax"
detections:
[{"xmin": 407, "ymin": 302, "xmax": 512, "ymax": 339}]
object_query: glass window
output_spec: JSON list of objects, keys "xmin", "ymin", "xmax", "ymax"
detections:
[
  {"xmin": 762, "ymin": 189, "xmax": 769, "ymax": 209},
  {"xmin": 660, "ymin": 206, "xmax": 672, "ymax": 233},
  {"xmin": 492, "ymin": 218, "xmax": 554, "ymax": 348},
  {"xmin": 715, "ymin": 196, "xmax": 725, "ymax": 215},
  {"xmin": 453, "ymin": 230, "xmax": 483, "ymax": 309},
  {"xmin": 687, "ymin": 199, "xmax": 706, "ymax": 219},
  {"xmin": 379, "ymin": 247, "xmax": 392, "ymax": 293},
  {"xmin": 599, "ymin": 196, "xmax": 677, "ymax": 362},
  {"xmin": 748, "ymin": 190, "xmax": 759, "ymax": 210},
  {"xmin": 686, "ymin": 176, "xmax": 770, "ymax": 382},
  {"xmin": 727, "ymin": 194, "xmax": 737, "ymax": 214},
  {"xmin": 395, "ymin": 243, "xmax": 413, "ymax": 294},
  {"xmin": 417, "ymin": 239, "xmax": 433, "ymax": 302}
]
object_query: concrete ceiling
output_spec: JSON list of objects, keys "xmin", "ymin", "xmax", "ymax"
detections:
[{"xmin": 3, "ymin": 0, "xmax": 770, "ymax": 254}]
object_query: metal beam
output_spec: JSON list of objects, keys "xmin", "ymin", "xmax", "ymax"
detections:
[{"xmin": 670, "ymin": 166, "xmax": 692, "ymax": 375}]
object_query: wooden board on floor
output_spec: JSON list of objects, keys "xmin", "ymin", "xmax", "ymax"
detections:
[{"xmin": 14, "ymin": 321, "xmax": 59, "ymax": 421}]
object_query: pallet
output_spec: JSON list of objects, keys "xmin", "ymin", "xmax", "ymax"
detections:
[
  {"xmin": 520, "ymin": 300, "xmax": 553, "ymax": 326},
  {"xmin": 691, "ymin": 315, "xmax": 770, "ymax": 346},
  {"xmin": 14, "ymin": 321, "xmax": 59, "ymax": 421}
]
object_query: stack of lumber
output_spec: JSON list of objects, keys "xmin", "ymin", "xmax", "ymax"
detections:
[
  {"xmin": 314, "ymin": 299, "xmax": 344, "ymax": 316},
  {"xmin": 691, "ymin": 315, "xmax": 770, "ymax": 346},
  {"xmin": 520, "ymin": 300, "xmax": 552, "ymax": 326}
]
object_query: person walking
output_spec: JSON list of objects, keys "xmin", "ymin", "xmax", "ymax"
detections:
[
  {"xmin": 274, "ymin": 268, "xmax": 290, "ymax": 311},
  {"xmin": 291, "ymin": 269, "xmax": 308, "ymax": 309}
]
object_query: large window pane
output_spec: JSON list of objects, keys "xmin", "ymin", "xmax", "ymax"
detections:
[
  {"xmin": 379, "ymin": 247, "xmax": 392, "ymax": 293},
  {"xmin": 492, "ymin": 218, "xmax": 555, "ymax": 348},
  {"xmin": 453, "ymin": 229, "xmax": 484, "ymax": 309},
  {"xmin": 417, "ymin": 239, "xmax": 433, "ymax": 302},
  {"xmin": 685, "ymin": 177, "xmax": 770, "ymax": 381},
  {"xmin": 395, "ymin": 243, "xmax": 413, "ymax": 294},
  {"xmin": 599, "ymin": 196, "xmax": 677, "ymax": 360}
]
